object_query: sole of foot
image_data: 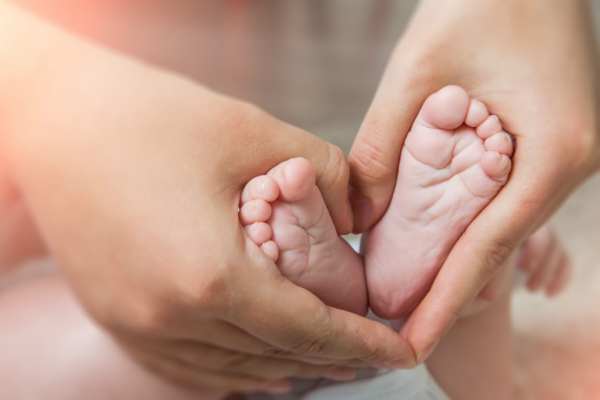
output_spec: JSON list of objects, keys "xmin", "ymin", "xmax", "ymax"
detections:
[{"xmin": 364, "ymin": 85, "xmax": 514, "ymax": 319}]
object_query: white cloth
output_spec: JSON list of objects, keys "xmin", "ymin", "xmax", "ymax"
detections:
[
  {"xmin": 248, "ymin": 365, "xmax": 448, "ymax": 400},
  {"xmin": 303, "ymin": 366, "xmax": 448, "ymax": 400}
]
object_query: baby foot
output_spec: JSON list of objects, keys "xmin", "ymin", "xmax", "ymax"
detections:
[
  {"xmin": 519, "ymin": 226, "xmax": 571, "ymax": 297},
  {"xmin": 239, "ymin": 158, "xmax": 367, "ymax": 315},
  {"xmin": 364, "ymin": 85, "xmax": 514, "ymax": 319}
]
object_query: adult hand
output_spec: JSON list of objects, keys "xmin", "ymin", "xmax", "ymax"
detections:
[
  {"xmin": 0, "ymin": 5, "xmax": 414, "ymax": 394},
  {"xmin": 350, "ymin": 0, "xmax": 599, "ymax": 361}
]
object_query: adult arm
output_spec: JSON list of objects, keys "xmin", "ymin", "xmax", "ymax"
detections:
[{"xmin": 0, "ymin": 3, "xmax": 414, "ymax": 393}]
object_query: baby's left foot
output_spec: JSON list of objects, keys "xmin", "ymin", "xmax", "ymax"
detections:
[{"xmin": 239, "ymin": 158, "xmax": 367, "ymax": 315}]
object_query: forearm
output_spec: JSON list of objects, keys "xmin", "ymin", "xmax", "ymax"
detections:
[{"xmin": 0, "ymin": 3, "xmax": 209, "ymax": 178}]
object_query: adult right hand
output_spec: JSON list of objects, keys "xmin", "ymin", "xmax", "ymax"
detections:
[
  {"xmin": 0, "ymin": 4, "xmax": 414, "ymax": 395},
  {"xmin": 349, "ymin": 0, "xmax": 599, "ymax": 362}
]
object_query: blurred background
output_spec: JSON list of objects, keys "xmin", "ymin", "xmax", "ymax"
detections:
[{"xmin": 13, "ymin": 0, "xmax": 600, "ymax": 397}]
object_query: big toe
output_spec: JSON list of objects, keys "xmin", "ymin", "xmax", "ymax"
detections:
[
  {"xmin": 419, "ymin": 85, "xmax": 470, "ymax": 130},
  {"xmin": 268, "ymin": 158, "xmax": 316, "ymax": 202}
]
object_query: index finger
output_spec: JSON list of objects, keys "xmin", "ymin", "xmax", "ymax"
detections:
[{"xmin": 226, "ymin": 263, "xmax": 415, "ymax": 369}]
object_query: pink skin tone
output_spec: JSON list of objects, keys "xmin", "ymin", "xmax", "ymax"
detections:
[
  {"xmin": 0, "ymin": 85, "xmax": 572, "ymax": 399},
  {"xmin": 519, "ymin": 225, "xmax": 571, "ymax": 297},
  {"xmin": 239, "ymin": 86, "xmax": 571, "ymax": 324},
  {"xmin": 239, "ymin": 158, "xmax": 367, "ymax": 315},
  {"xmin": 363, "ymin": 85, "xmax": 514, "ymax": 319}
]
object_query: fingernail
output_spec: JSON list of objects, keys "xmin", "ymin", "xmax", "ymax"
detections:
[{"xmin": 324, "ymin": 367, "xmax": 357, "ymax": 381}]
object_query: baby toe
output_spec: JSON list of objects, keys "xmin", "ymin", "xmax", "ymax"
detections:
[
  {"xmin": 476, "ymin": 115, "xmax": 502, "ymax": 139},
  {"xmin": 268, "ymin": 158, "xmax": 316, "ymax": 202},
  {"xmin": 480, "ymin": 151, "xmax": 512, "ymax": 182},
  {"xmin": 418, "ymin": 85, "xmax": 470, "ymax": 130},
  {"xmin": 260, "ymin": 240, "xmax": 279, "ymax": 262},
  {"xmin": 245, "ymin": 222, "xmax": 273, "ymax": 245},
  {"xmin": 239, "ymin": 199, "xmax": 272, "ymax": 225},
  {"xmin": 484, "ymin": 132, "xmax": 514, "ymax": 156},
  {"xmin": 465, "ymin": 99, "xmax": 489, "ymax": 127},
  {"xmin": 241, "ymin": 175, "xmax": 279, "ymax": 203}
]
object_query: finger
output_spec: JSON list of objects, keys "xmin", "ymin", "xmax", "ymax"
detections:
[
  {"xmin": 222, "ymin": 104, "xmax": 352, "ymax": 233},
  {"xmin": 522, "ymin": 234, "xmax": 556, "ymax": 290},
  {"xmin": 349, "ymin": 51, "xmax": 438, "ymax": 232},
  {"xmin": 226, "ymin": 267, "xmax": 415, "ymax": 369},
  {"xmin": 269, "ymin": 122, "xmax": 356, "ymax": 234},
  {"xmin": 155, "ymin": 340, "xmax": 358, "ymax": 381},
  {"xmin": 546, "ymin": 255, "xmax": 572, "ymax": 297},
  {"xmin": 401, "ymin": 143, "xmax": 575, "ymax": 362},
  {"xmin": 120, "ymin": 319, "xmax": 355, "ymax": 368},
  {"xmin": 518, "ymin": 226, "xmax": 554, "ymax": 272},
  {"xmin": 526, "ymin": 243, "xmax": 561, "ymax": 292}
]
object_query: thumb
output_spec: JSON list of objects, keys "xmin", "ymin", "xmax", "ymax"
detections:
[
  {"xmin": 244, "ymin": 110, "xmax": 354, "ymax": 234},
  {"xmin": 349, "ymin": 54, "xmax": 439, "ymax": 232}
]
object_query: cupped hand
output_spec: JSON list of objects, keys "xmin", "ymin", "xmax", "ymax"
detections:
[
  {"xmin": 0, "ymin": 5, "xmax": 414, "ymax": 394},
  {"xmin": 350, "ymin": 0, "xmax": 599, "ymax": 361}
]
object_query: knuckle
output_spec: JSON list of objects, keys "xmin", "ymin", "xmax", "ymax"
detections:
[
  {"xmin": 481, "ymin": 239, "xmax": 515, "ymax": 277},
  {"xmin": 260, "ymin": 346, "xmax": 293, "ymax": 358},
  {"xmin": 288, "ymin": 308, "xmax": 333, "ymax": 356},
  {"xmin": 118, "ymin": 295, "xmax": 173, "ymax": 336},
  {"xmin": 86, "ymin": 287, "xmax": 170, "ymax": 337},
  {"xmin": 180, "ymin": 263, "xmax": 231, "ymax": 315},
  {"xmin": 319, "ymin": 144, "xmax": 349, "ymax": 189},
  {"xmin": 549, "ymin": 119, "xmax": 599, "ymax": 176},
  {"xmin": 355, "ymin": 331, "xmax": 381, "ymax": 364}
]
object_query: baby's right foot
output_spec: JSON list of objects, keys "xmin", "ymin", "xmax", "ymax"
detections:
[
  {"xmin": 239, "ymin": 158, "xmax": 367, "ymax": 315},
  {"xmin": 365, "ymin": 85, "xmax": 514, "ymax": 319}
]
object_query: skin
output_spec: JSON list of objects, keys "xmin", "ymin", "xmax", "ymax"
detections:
[
  {"xmin": 1, "ymin": 0, "xmax": 597, "ymax": 394},
  {"xmin": 0, "ymin": 3, "xmax": 414, "ymax": 395},
  {"xmin": 350, "ymin": 0, "xmax": 600, "ymax": 361}
]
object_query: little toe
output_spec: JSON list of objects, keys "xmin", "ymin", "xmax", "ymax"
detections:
[
  {"xmin": 480, "ymin": 152, "xmax": 512, "ymax": 182},
  {"xmin": 245, "ymin": 222, "xmax": 273, "ymax": 245},
  {"xmin": 465, "ymin": 99, "xmax": 489, "ymax": 127},
  {"xmin": 261, "ymin": 240, "xmax": 279, "ymax": 262},
  {"xmin": 476, "ymin": 115, "xmax": 502, "ymax": 139},
  {"xmin": 484, "ymin": 132, "xmax": 514, "ymax": 156},
  {"xmin": 240, "ymin": 199, "xmax": 272, "ymax": 225},
  {"xmin": 459, "ymin": 152, "xmax": 510, "ymax": 197},
  {"xmin": 241, "ymin": 175, "xmax": 279, "ymax": 203},
  {"xmin": 268, "ymin": 158, "xmax": 316, "ymax": 202},
  {"xmin": 418, "ymin": 85, "xmax": 470, "ymax": 130}
]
